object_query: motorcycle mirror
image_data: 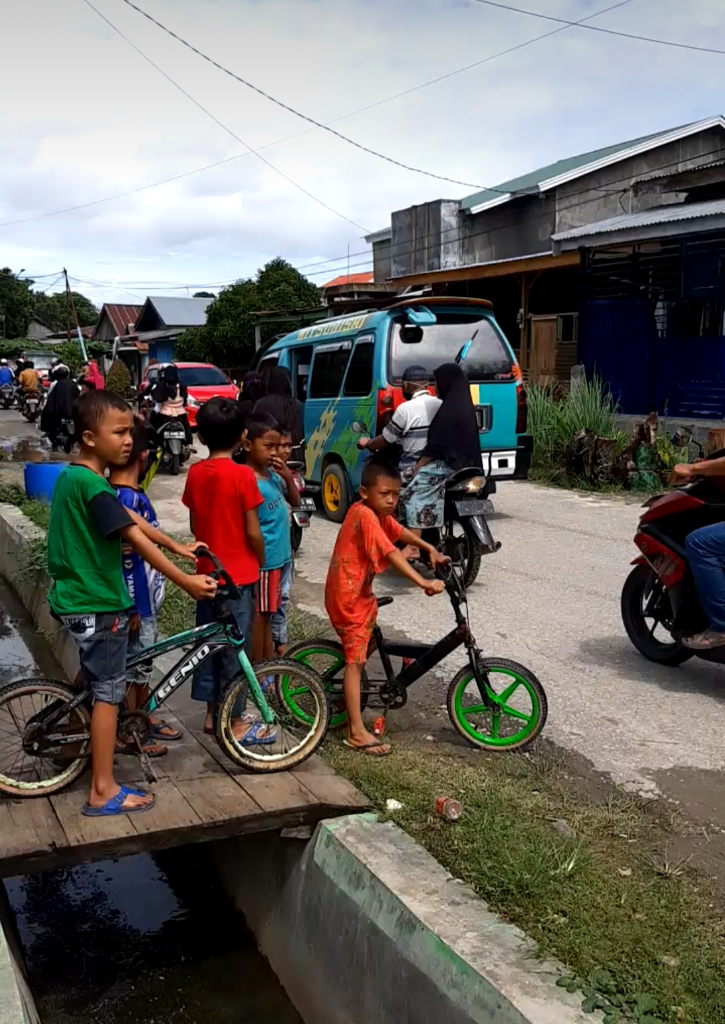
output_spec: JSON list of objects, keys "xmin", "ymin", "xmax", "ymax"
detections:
[
  {"xmin": 351, "ymin": 421, "xmax": 368, "ymax": 434},
  {"xmin": 672, "ymin": 427, "xmax": 693, "ymax": 446}
]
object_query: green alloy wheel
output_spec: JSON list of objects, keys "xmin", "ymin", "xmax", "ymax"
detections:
[
  {"xmin": 447, "ymin": 657, "xmax": 547, "ymax": 751},
  {"xmin": 286, "ymin": 639, "xmax": 368, "ymax": 729}
]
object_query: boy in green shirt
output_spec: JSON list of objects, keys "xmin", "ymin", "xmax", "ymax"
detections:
[{"xmin": 48, "ymin": 390, "xmax": 217, "ymax": 817}]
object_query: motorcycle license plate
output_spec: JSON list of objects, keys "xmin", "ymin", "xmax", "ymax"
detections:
[
  {"xmin": 454, "ymin": 498, "xmax": 493, "ymax": 516},
  {"xmin": 299, "ymin": 497, "xmax": 316, "ymax": 511},
  {"xmin": 165, "ymin": 430, "xmax": 185, "ymax": 439},
  {"xmin": 27, "ymin": 400, "xmax": 38, "ymax": 408}
]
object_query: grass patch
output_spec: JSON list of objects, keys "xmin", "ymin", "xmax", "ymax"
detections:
[
  {"xmin": 325, "ymin": 740, "xmax": 725, "ymax": 1024},
  {"xmin": 0, "ymin": 482, "xmax": 51, "ymax": 531}
]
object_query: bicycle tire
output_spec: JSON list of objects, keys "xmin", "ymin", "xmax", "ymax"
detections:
[
  {"xmin": 286, "ymin": 638, "xmax": 368, "ymax": 729},
  {"xmin": 0, "ymin": 678, "xmax": 91, "ymax": 797},
  {"xmin": 214, "ymin": 658, "xmax": 329, "ymax": 772},
  {"xmin": 447, "ymin": 658, "xmax": 548, "ymax": 752}
]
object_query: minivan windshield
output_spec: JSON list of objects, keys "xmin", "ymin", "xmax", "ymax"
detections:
[{"xmin": 388, "ymin": 312, "xmax": 514, "ymax": 382}]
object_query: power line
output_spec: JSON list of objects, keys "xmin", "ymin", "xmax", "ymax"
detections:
[
  {"xmin": 0, "ymin": 0, "xmax": 633, "ymax": 231},
  {"xmin": 56, "ymin": 142, "xmax": 725, "ymax": 296},
  {"xmin": 115, "ymin": 0, "xmax": 499, "ymax": 190},
  {"xmin": 471, "ymin": 0, "xmax": 725, "ymax": 56},
  {"xmin": 81, "ymin": 0, "xmax": 369, "ymax": 232}
]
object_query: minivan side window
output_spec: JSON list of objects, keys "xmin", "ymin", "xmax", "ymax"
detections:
[
  {"xmin": 343, "ymin": 334, "xmax": 375, "ymax": 397},
  {"xmin": 308, "ymin": 342, "xmax": 352, "ymax": 399}
]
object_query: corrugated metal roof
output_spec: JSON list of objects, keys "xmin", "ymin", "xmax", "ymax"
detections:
[
  {"xmin": 101, "ymin": 304, "xmax": 143, "ymax": 336},
  {"xmin": 390, "ymin": 251, "xmax": 552, "ymax": 280},
  {"xmin": 143, "ymin": 296, "xmax": 212, "ymax": 328},
  {"xmin": 462, "ymin": 118, "xmax": 725, "ymax": 213},
  {"xmin": 323, "ymin": 273, "xmax": 374, "ymax": 289},
  {"xmin": 552, "ymin": 199, "xmax": 725, "ymax": 246}
]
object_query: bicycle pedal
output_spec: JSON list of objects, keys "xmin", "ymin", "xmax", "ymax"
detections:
[{"xmin": 132, "ymin": 732, "xmax": 158, "ymax": 784}]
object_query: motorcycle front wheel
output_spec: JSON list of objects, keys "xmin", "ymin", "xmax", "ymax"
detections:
[
  {"xmin": 439, "ymin": 522, "xmax": 482, "ymax": 589},
  {"xmin": 621, "ymin": 564, "xmax": 694, "ymax": 666}
]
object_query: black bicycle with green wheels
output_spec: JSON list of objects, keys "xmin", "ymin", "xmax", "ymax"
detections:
[{"xmin": 286, "ymin": 562, "xmax": 547, "ymax": 751}]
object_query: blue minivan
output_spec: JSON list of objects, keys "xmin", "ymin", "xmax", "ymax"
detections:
[{"xmin": 256, "ymin": 297, "xmax": 532, "ymax": 521}]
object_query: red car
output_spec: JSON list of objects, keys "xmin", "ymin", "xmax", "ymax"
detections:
[{"xmin": 140, "ymin": 362, "xmax": 238, "ymax": 428}]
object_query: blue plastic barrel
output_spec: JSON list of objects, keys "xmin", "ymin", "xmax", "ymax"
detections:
[{"xmin": 24, "ymin": 462, "xmax": 66, "ymax": 503}]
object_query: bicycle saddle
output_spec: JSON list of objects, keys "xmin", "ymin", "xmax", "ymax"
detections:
[{"xmin": 376, "ymin": 596, "xmax": 394, "ymax": 608}]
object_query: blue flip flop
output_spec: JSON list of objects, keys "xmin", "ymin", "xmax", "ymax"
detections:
[
  {"xmin": 81, "ymin": 785, "xmax": 155, "ymax": 817},
  {"xmin": 240, "ymin": 721, "xmax": 277, "ymax": 746}
]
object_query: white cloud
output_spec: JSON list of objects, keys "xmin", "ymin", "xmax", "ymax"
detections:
[{"xmin": 0, "ymin": 0, "xmax": 723, "ymax": 303}]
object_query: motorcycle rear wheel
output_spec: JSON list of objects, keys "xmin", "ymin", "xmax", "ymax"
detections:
[
  {"xmin": 439, "ymin": 522, "xmax": 482, "ymax": 589},
  {"xmin": 621, "ymin": 564, "xmax": 694, "ymax": 666},
  {"xmin": 170, "ymin": 452, "xmax": 181, "ymax": 475}
]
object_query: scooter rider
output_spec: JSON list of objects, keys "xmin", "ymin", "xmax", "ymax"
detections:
[
  {"xmin": 356, "ymin": 365, "xmax": 441, "ymax": 483},
  {"xmin": 0, "ymin": 360, "xmax": 13, "ymax": 386},
  {"xmin": 672, "ymin": 456, "xmax": 725, "ymax": 649}
]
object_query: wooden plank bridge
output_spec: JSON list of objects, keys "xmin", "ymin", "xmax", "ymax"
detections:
[{"xmin": 0, "ymin": 688, "xmax": 369, "ymax": 879}]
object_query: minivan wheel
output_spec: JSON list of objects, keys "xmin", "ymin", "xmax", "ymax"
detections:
[{"xmin": 322, "ymin": 464, "xmax": 350, "ymax": 523}]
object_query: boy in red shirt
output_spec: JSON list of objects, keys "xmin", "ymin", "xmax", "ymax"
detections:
[
  {"xmin": 325, "ymin": 460, "xmax": 447, "ymax": 757},
  {"xmin": 183, "ymin": 398, "xmax": 271, "ymax": 744}
]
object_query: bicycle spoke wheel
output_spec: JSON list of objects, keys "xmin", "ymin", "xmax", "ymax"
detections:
[
  {"xmin": 447, "ymin": 658, "xmax": 547, "ymax": 751},
  {"xmin": 215, "ymin": 658, "xmax": 329, "ymax": 772},
  {"xmin": 0, "ymin": 678, "xmax": 91, "ymax": 797},
  {"xmin": 286, "ymin": 639, "xmax": 368, "ymax": 728}
]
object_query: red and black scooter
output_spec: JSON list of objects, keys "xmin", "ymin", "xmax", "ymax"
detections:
[{"xmin": 622, "ymin": 445, "xmax": 725, "ymax": 667}]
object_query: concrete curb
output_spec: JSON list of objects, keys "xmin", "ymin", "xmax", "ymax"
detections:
[
  {"xmin": 0, "ymin": 503, "xmax": 79, "ymax": 681},
  {"xmin": 212, "ymin": 815, "xmax": 599, "ymax": 1024},
  {"xmin": 0, "ymin": 890, "xmax": 39, "ymax": 1024}
]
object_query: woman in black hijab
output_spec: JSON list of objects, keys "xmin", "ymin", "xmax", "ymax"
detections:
[
  {"xmin": 41, "ymin": 367, "xmax": 80, "ymax": 450},
  {"xmin": 399, "ymin": 362, "xmax": 481, "ymax": 538},
  {"xmin": 237, "ymin": 371, "xmax": 266, "ymax": 428},
  {"xmin": 254, "ymin": 365, "xmax": 304, "ymax": 446}
]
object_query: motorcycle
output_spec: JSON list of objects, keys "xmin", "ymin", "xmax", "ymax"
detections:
[
  {"xmin": 351, "ymin": 421, "xmax": 500, "ymax": 588},
  {"xmin": 155, "ymin": 419, "xmax": 190, "ymax": 475},
  {"xmin": 58, "ymin": 418, "xmax": 76, "ymax": 455},
  {"xmin": 288, "ymin": 459, "xmax": 315, "ymax": 552},
  {"xmin": 21, "ymin": 391, "xmax": 43, "ymax": 424},
  {"xmin": 622, "ymin": 436, "xmax": 725, "ymax": 667},
  {"xmin": 0, "ymin": 383, "xmax": 15, "ymax": 410}
]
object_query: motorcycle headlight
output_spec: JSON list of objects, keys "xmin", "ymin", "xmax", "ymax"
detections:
[
  {"xmin": 450, "ymin": 475, "xmax": 486, "ymax": 494},
  {"xmin": 186, "ymin": 396, "xmax": 200, "ymax": 407}
]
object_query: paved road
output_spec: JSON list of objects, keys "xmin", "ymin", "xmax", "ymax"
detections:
[
  {"xmin": 294, "ymin": 482, "xmax": 725, "ymax": 802},
  {"xmin": 2, "ymin": 405, "xmax": 723, "ymax": 805}
]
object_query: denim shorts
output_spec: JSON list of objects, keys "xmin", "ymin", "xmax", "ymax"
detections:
[
  {"xmin": 127, "ymin": 614, "xmax": 158, "ymax": 688},
  {"xmin": 191, "ymin": 586, "xmax": 255, "ymax": 705},
  {"xmin": 60, "ymin": 611, "xmax": 130, "ymax": 705},
  {"xmin": 271, "ymin": 561, "xmax": 292, "ymax": 646}
]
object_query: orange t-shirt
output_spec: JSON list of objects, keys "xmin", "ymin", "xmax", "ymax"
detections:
[{"xmin": 325, "ymin": 504, "xmax": 403, "ymax": 644}]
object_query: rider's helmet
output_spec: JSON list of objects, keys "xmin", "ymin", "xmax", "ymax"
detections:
[{"xmin": 0, "ymin": 359, "xmax": 7, "ymax": 366}]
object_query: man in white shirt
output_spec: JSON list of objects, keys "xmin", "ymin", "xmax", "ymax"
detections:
[{"xmin": 357, "ymin": 365, "xmax": 441, "ymax": 481}]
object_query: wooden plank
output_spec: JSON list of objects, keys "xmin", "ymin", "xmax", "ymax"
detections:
[
  {"xmin": 392, "ymin": 250, "xmax": 579, "ymax": 288},
  {"xmin": 128, "ymin": 778, "xmax": 201, "ymax": 837},
  {"xmin": 0, "ymin": 798, "xmax": 68, "ymax": 877},
  {"xmin": 293, "ymin": 771, "xmax": 371, "ymax": 812},
  {"xmin": 236, "ymin": 772, "xmax": 319, "ymax": 814},
  {"xmin": 291, "ymin": 753, "xmax": 337, "ymax": 777},
  {"xmin": 49, "ymin": 787, "xmax": 139, "ymax": 850},
  {"xmin": 175, "ymin": 774, "xmax": 261, "ymax": 824}
]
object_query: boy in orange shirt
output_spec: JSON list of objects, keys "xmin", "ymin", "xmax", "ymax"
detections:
[{"xmin": 325, "ymin": 460, "xmax": 448, "ymax": 757}]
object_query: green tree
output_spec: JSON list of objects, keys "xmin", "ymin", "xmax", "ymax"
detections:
[
  {"xmin": 177, "ymin": 258, "xmax": 320, "ymax": 366},
  {"xmin": 106, "ymin": 358, "xmax": 132, "ymax": 397},
  {"xmin": 193, "ymin": 291, "xmax": 215, "ymax": 299},
  {"xmin": 33, "ymin": 291, "xmax": 99, "ymax": 333},
  {"xmin": 0, "ymin": 269, "xmax": 35, "ymax": 339}
]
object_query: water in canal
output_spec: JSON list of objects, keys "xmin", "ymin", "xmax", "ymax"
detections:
[
  {"xmin": 0, "ymin": 578, "xmax": 303, "ymax": 1024},
  {"xmin": 5, "ymin": 845, "xmax": 303, "ymax": 1024}
]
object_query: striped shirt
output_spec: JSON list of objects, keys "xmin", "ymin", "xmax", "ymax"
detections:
[{"xmin": 382, "ymin": 390, "xmax": 442, "ymax": 474}]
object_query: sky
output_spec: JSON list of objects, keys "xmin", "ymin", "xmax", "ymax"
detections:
[{"xmin": 0, "ymin": 0, "xmax": 724, "ymax": 307}]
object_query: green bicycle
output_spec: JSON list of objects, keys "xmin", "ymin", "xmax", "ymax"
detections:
[{"xmin": 0, "ymin": 550, "xmax": 329, "ymax": 797}]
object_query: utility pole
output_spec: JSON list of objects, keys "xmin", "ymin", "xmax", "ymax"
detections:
[{"xmin": 63, "ymin": 268, "xmax": 88, "ymax": 362}]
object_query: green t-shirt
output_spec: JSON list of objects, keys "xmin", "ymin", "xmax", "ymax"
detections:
[{"xmin": 48, "ymin": 465, "xmax": 134, "ymax": 616}]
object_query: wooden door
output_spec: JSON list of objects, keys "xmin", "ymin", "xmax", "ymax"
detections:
[{"xmin": 530, "ymin": 316, "xmax": 558, "ymax": 383}]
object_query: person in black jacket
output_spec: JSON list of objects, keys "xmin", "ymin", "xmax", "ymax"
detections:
[
  {"xmin": 255, "ymin": 365, "xmax": 304, "ymax": 447},
  {"xmin": 41, "ymin": 367, "xmax": 80, "ymax": 449}
]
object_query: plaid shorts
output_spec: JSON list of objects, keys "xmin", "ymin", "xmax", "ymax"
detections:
[{"xmin": 257, "ymin": 567, "xmax": 283, "ymax": 614}]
